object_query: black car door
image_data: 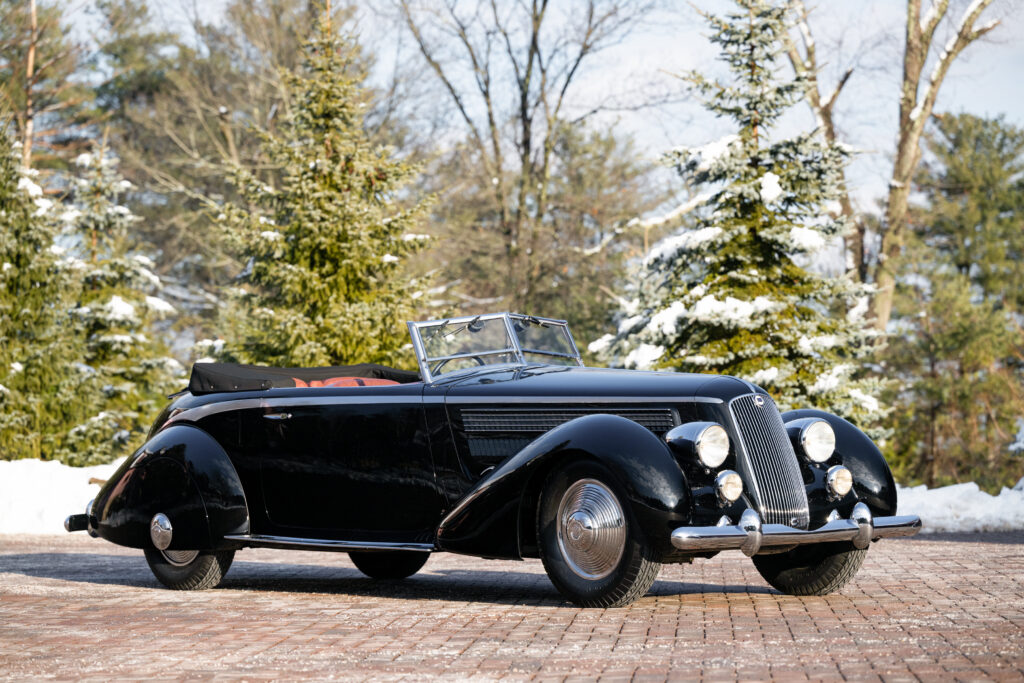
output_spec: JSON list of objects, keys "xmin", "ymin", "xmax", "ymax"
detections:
[{"xmin": 246, "ymin": 386, "xmax": 443, "ymax": 543}]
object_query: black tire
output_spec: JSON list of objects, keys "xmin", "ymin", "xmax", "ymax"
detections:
[
  {"xmin": 143, "ymin": 548, "xmax": 235, "ymax": 590},
  {"xmin": 349, "ymin": 551, "xmax": 429, "ymax": 579},
  {"xmin": 537, "ymin": 460, "xmax": 660, "ymax": 608},
  {"xmin": 752, "ymin": 542, "xmax": 867, "ymax": 595}
]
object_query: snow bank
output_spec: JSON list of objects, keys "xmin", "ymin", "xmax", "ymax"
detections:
[
  {"xmin": 1, "ymin": 458, "xmax": 1022, "ymax": 536},
  {"xmin": 896, "ymin": 481, "xmax": 1024, "ymax": 533},
  {"xmin": 0, "ymin": 458, "xmax": 125, "ymax": 535}
]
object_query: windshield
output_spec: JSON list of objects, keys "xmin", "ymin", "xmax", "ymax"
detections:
[{"xmin": 408, "ymin": 312, "xmax": 582, "ymax": 382}]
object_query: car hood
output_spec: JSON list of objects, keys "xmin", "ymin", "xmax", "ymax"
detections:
[{"xmin": 441, "ymin": 364, "xmax": 761, "ymax": 403}]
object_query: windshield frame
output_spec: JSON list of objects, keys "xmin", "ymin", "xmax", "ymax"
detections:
[{"xmin": 407, "ymin": 312, "xmax": 583, "ymax": 383}]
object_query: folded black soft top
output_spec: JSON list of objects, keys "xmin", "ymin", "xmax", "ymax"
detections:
[{"xmin": 188, "ymin": 362, "xmax": 421, "ymax": 395}]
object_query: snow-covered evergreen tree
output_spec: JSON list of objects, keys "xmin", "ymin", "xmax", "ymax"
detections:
[
  {"xmin": 217, "ymin": 12, "xmax": 431, "ymax": 368},
  {"xmin": 57, "ymin": 150, "xmax": 183, "ymax": 465},
  {"xmin": 592, "ymin": 0, "xmax": 883, "ymax": 428},
  {"xmin": 0, "ymin": 124, "xmax": 86, "ymax": 461}
]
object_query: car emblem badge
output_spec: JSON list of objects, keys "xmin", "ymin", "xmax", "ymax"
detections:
[{"xmin": 753, "ymin": 395, "xmax": 765, "ymax": 407}]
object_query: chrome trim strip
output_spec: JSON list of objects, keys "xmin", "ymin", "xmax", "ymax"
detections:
[
  {"xmin": 263, "ymin": 396, "xmax": 421, "ymax": 408},
  {"xmin": 164, "ymin": 398, "xmax": 265, "ymax": 427},
  {"xmin": 445, "ymin": 395, "xmax": 724, "ymax": 405},
  {"xmin": 670, "ymin": 509, "xmax": 922, "ymax": 556},
  {"xmin": 164, "ymin": 392, "xmax": 723, "ymax": 427},
  {"xmin": 164, "ymin": 395, "xmax": 424, "ymax": 426},
  {"xmin": 223, "ymin": 534, "xmax": 434, "ymax": 552}
]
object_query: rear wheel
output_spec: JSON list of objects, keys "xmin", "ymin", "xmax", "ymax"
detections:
[
  {"xmin": 143, "ymin": 548, "xmax": 235, "ymax": 590},
  {"xmin": 752, "ymin": 542, "xmax": 867, "ymax": 595},
  {"xmin": 349, "ymin": 551, "xmax": 429, "ymax": 579},
  {"xmin": 537, "ymin": 460, "xmax": 660, "ymax": 607}
]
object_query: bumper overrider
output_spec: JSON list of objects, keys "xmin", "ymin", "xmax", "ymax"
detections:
[
  {"xmin": 671, "ymin": 502, "xmax": 921, "ymax": 557},
  {"xmin": 64, "ymin": 499, "xmax": 98, "ymax": 537}
]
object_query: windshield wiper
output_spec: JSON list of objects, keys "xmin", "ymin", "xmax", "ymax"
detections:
[{"xmin": 424, "ymin": 319, "xmax": 449, "ymax": 341}]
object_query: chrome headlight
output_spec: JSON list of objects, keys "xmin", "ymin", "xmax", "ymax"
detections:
[
  {"xmin": 664, "ymin": 422, "xmax": 731, "ymax": 469},
  {"xmin": 785, "ymin": 418, "xmax": 835, "ymax": 463},
  {"xmin": 802, "ymin": 420, "xmax": 835, "ymax": 462},
  {"xmin": 696, "ymin": 424, "xmax": 730, "ymax": 468}
]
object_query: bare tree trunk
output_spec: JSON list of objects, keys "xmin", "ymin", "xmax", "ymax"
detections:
[
  {"xmin": 21, "ymin": 0, "xmax": 38, "ymax": 169},
  {"xmin": 783, "ymin": 1, "xmax": 862, "ymax": 279},
  {"xmin": 871, "ymin": 0, "xmax": 999, "ymax": 332}
]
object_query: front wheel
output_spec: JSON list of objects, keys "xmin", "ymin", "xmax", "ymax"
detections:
[
  {"xmin": 537, "ymin": 461, "xmax": 661, "ymax": 607},
  {"xmin": 143, "ymin": 548, "xmax": 235, "ymax": 590},
  {"xmin": 752, "ymin": 542, "xmax": 867, "ymax": 595},
  {"xmin": 349, "ymin": 551, "xmax": 429, "ymax": 579}
]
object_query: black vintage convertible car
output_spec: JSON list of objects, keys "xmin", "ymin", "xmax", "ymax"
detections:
[{"xmin": 66, "ymin": 312, "xmax": 920, "ymax": 606}]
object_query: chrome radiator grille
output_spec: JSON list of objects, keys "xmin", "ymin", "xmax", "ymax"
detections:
[{"xmin": 730, "ymin": 394, "xmax": 809, "ymax": 529}]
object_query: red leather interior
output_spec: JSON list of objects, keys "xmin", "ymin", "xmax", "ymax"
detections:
[{"xmin": 291, "ymin": 377, "xmax": 400, "ymax": 388}]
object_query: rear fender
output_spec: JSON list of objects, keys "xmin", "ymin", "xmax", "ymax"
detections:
[
  {"xmin": 436, "ymin": 414, "xmax": 691, "ymax": 559},
  {"xmin": 93, "ymin": 424, "xmax": 249, "ymax": 550},
  {"xmin": 782, "ymin": 409, "xmax": 897, "ymax": 516}
]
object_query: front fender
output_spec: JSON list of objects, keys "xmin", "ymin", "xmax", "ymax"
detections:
[
  {"xmin": 782, "ymin": 409, "xmax": 897, "ymax": 517},
  {"xmin": 93, "ymin": 424, "xmax": 249, "ymax": 550},
  {"xmin": 436, "ymin": 414, "xmax": 691, "ymax": 559}
]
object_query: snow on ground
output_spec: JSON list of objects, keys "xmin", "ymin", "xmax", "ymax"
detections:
[
  {"xmin": 0, "ymin": 458, "xmax": 1021, "ymax": 536},
  {"xmin": 0, "ymin": 458, "xmax": 125, "ymax": 535},
  {"xmin": 896, "ymin": 480, "xmax": 1024, "ymax": 533}
]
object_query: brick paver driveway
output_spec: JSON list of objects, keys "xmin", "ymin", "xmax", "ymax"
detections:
[{"xmin": 1, "ymin": 533, "xmax": 1022, "ymax": 681}]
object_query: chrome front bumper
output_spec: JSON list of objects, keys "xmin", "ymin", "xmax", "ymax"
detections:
[{"xmin": 671, "ymin": 502, "xmax": 922, "ymax": 557}]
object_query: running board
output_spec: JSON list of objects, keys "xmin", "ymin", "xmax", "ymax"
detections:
[{"xmin": 223, "ymin": 534, "xmax": 434, "ymax": 553}]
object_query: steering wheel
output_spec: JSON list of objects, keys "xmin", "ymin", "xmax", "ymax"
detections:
[{"xmin": 431, "ymin": 355, "xmax": 487, "ymax": 375}]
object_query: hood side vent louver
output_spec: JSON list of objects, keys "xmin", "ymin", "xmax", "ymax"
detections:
[
  {"xmin": 459, "ymin": 407, "xmax": 678, "ymax": 463},
  {"xmin": 460, "ymin": 408, "xmax": 678, "ymax": 434}
]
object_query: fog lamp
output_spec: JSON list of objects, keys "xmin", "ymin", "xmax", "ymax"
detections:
[
  {"xmin": 715, "ymin": 469, "xmax": 743, "ymax": 503},
  {"xmin": 826, "ymin": 465, "xmax": 853, "ymax": 497}
]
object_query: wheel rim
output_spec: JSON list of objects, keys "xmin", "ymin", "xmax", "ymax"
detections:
[
  {"xmin": 160, "ymin": 549, "xmax": 199, "ymax": 567},
  {"xmin": 556, "ymin": 478, "xmax": 626, "ymax": 580}
]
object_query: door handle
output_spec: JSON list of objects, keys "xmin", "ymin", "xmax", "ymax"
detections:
[{"xmin": 263, "ymin": 412, "xmax": 292, "ymax": 421}]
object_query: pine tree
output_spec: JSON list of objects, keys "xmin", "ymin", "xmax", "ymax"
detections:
[
  {"xmin": 0, "ymin": 0, "xmax": 92, "ymax": 169},
  {"xmin": 55, "ymin": 149, "xmax": 183, "ymax": 465},
  {"xmin": 592, "ymin": 0, "xmax": 883, "ymax": 428},
  {"xmin": 217, "ymin": 11, "xmax": 430, "ymax": 368},
  {"xmin": 883, "ymin": 113, "xmax": 1024, "ymax": 491},
  {"xmin": 0, "ymin": 123, "xmax": 84, "ymax": 460},
  {"xmin": 913, "ymin": 114, "xmax": 1024, "ymax": 311},
  {"xmin": 885, "ymin": 270, "xmax": 1022, "ymax": 490}
]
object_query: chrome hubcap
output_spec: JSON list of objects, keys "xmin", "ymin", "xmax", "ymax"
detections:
[
  {"xmin": 160, "ymin": 549, "xmax": 199, "ymax": 567},
  {"xmin": 556, "ymin": 478, "xmax": 625, "ymax": 580}
]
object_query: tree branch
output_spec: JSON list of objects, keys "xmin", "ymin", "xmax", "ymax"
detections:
[{"xmin": 398, "ymin": 0, "xmax": 489, "ymax": 166}]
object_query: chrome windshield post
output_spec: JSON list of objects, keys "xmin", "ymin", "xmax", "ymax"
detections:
[
  {"xmin": 407, "ymin": 320, "xmax": 433, "ymax": 384},
  {"xmin": 501, "ymin": 312, "xmax": 526, "ymax": 365}
]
